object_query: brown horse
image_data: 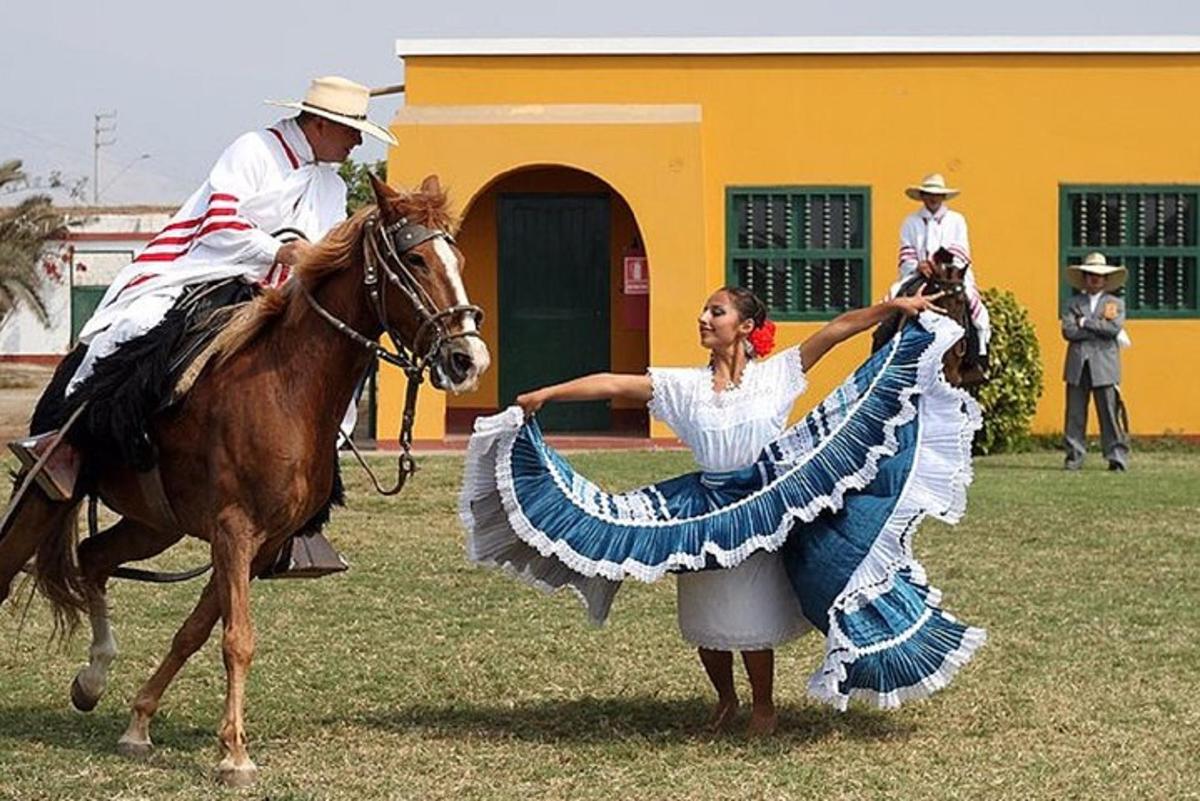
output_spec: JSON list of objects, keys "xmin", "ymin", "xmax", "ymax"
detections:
[
  {"xmin": 871, "ymin": 248, "xmax": 984, "ymax": 387},
  {"xmin": 0, "ymin": 174, "xmax": 489, "ymax": 786}
]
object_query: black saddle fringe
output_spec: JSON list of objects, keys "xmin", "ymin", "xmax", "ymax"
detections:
[
  {"xmin": 30, "ymin": 281, "xmax": 256, "ymax": 472},
  {"xmin": 29, "ymin": 279, "xmax": 345, "ymax": 544}
]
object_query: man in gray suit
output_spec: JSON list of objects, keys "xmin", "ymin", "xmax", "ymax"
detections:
[{"xmin": 1061, "ymin": 252, "xmax": 1131, "ymax": 471}]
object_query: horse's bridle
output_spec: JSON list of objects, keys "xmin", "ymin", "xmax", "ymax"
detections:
[{"xmin": 294, "ymin": 213, "xmax": 484, "ymax": 494}]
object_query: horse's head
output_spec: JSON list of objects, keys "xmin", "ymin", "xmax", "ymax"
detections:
[
  {"xmin": 928, "ymin": 248, "xmax": 970, "ymax": 319},
  {"xmin": 367, "ymin": 174, "xmax": 490, "ymax": 392}
]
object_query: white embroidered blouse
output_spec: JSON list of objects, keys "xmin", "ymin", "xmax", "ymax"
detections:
[{"xmin": 648, "ymin": 346, "xmax": 807, "ymax": 473}]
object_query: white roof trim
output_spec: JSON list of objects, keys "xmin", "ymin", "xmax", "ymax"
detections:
[
  {"xmin": 392, "ymin": 104, "xmax": 701, "ymax": 125},
  {"xmin": 396, "ymin": 35, "xmax": 1200, "ymax": 58}
]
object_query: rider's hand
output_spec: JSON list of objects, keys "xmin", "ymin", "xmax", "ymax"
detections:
[
  {"xmin": 276, "ymin": 240, "xmax": 315, "ymax": 267},
  {"xmin": 516, "ymin": 390, "xmax": 549, "ymax": 418},
  {"xmin": 892, "ymin": 284, "xmax": 947, "ymax": 318},
  {"xmin": 917, "ymin": 260, "xmax": 935, "ymax": 278}
]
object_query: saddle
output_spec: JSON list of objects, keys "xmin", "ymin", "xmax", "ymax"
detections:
[
  {"xmin": 7, "ymin": 278, "xmax": 347, "ymax": 580},
  {"xmin": 12, "ymin": 279, "xmax": 254, "ymax": 495}
]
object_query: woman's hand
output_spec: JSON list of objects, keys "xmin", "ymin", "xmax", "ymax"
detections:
[
  {"xmin": 891, "ymin": 284, "xmax": 947, "ymax": 318},
  {"xmin": 516, "ymin": 389, "xmax": 549, "ymax": 418}
]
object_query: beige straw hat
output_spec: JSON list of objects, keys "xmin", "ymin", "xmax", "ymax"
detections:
[
  {"xmin": 905, "ymin": 173, "xmax": 960, "ymax": 201},
  {"xmin": 1066, "ymin": 252, "xmax": 1127, "ymax": 292},
  {"xmin": 267, "ymin": 76, "xmax": 398, "ymax": 146}
]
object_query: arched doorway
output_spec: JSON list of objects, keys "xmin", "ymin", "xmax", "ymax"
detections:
[{"xmin": 447, "ymin": 165, "xmax": 650, "ymax": 435}]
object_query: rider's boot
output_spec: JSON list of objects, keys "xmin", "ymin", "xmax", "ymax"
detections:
[
  {"xmin": 258, "ymin": 530, "xmax": 349, "ymax": 579},
  {"xmin": 8, "ymin": 431, "xmax": 81, "ymax": 501}
]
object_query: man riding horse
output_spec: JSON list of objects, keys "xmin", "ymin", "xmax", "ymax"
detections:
[
  {"xmin": 14, "ymin": 76, "xmax": 396, "ymax": 575},
  {"xmin": 891, "ymin": 173, "xmax": 991, "ymax": 374}
]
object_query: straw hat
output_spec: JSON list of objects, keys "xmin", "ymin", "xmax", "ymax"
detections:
[
  {"xmin": 1066, "ymin": 252, "xmax": 1127, "ymax": 292},
  {"xmin": 905, "ymin": 173, "xmax": 960, "ymax": 201},
  {"xmin": 267, "ymin": 76, "xmax": 397, "ymax": 146}
]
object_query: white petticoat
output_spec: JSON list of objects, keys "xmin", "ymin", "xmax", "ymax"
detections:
[{"xmin": 676, "ymin": 550, "xmax": 813, "ymax": 651}]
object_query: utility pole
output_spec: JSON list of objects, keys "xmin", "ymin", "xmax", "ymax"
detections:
[{"xmin": 93, "ymin": 111, "xmax": 117, "ymax": 204}]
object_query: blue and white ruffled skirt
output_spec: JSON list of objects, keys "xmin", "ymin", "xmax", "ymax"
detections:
[{"xmin": 459, "ymin": 313, "xmax": 985, "ymax": 710}]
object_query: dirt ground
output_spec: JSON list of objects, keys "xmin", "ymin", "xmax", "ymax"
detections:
[{"xmin": 0, "ymin": 362, "xmax": 53, "ymax": 442}]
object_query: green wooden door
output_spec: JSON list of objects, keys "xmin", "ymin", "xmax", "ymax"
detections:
[
  {"xmin": 499, "ymin": 194, "xmax": 611, "ymax": 432},
  {"xmin": 70, "ymin": 286, "xmax": 108, "ymax": 343}
]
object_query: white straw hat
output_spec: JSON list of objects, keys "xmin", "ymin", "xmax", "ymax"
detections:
[
  {"xmin": 905, "ymin": 173, "xmax": 960, "ymax": 201},
  {"xmin": 1066, "ymin": 252, "xmax": 1127, "ymax": 292},
  {"xmin": 267, "ymin": 76, "xmax": 398, "ymax": 146}
]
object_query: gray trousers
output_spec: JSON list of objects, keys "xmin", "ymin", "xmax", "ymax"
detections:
[{"xmin": 1064, "ymin": 363, "xmax": 1130, "ymax": 468}]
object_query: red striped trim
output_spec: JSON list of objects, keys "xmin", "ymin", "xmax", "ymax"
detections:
[
  {"xmin": 267, "ymin": 128, "xmax": 300, "ymax": 169},
  {"xmin": 116, "ymin": 272, "xmax": 160, "ymax": 295},
  {"xmin": 146, "ymin": 209, "xmax": 237, "ymax": 247},
  {"xmin": 260, "ymin": 263, "xmax": 291, "ymax": 288},
  {"xmin": 133, "ymin": 252, "xmax": 185, "ymax": 263},
  {"xmin": 156, "ymin": 195, "xmax": 239, "ymax": 235},
  {"xmin": 134, "ymin": 219, "xmax": 254, "ymax": 263},
  {"xmin": 195, "ymin": 220, "xmax": 252, "ymax": 239}
]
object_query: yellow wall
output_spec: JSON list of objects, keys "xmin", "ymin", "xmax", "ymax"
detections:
[
  {"xmin": 386, "ymin": 53, "xmax": 1200, "ymax": 439},
  {"xmin": 383, "ymin": 111, "xmax": 706, "ymax": 440}
]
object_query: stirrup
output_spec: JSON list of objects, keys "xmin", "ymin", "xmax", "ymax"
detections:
[
  {"xmin": 258, "ymin": 530, "xmax": 349, "ymax": 580},
  {"xmin": 8, "ymin": 430, "xmax": 80, "ymax": 502}
]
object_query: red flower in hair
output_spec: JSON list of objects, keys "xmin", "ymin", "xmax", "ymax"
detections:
[{"xmin": 748, "ymin": 319, "xmax": 776, "ymax": 357}]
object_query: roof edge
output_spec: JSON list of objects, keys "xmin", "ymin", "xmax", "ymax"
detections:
[{"xmin": 395, "ymin": 35, "xmax": 1200, "ymax": 58}]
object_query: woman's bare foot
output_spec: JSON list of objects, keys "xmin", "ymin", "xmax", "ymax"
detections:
[
  {"xmin": 707, "ymin": 697, "xmax": 740, "ymax": 733},
  {"xmin": 745, "ymin": 704, "xmax": 777, "ymax": 737}
]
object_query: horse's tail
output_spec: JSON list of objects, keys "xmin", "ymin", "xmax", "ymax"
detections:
[
  {"xmin": 0, "ymin": 473, "xmax": 88, "ymax": 634},
  {"xmin": 28, "ymin": 493, "xmax": 88, "ymax": 637}
]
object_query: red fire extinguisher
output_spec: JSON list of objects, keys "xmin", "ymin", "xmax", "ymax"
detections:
[{"xmin": 621, "ymin": 236, "xmax": 649, "ymax": 330}]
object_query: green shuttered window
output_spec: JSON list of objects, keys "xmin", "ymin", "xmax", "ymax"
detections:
[
  {"xmin": 727, "ymin": 187, "xmax": 871, "ymax": 321},
  {"xmin": 1060, "ymin": 186, "xmax": 1200, "ymax": 317}
]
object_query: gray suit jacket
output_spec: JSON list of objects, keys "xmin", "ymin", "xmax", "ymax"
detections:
[{"xmin": 1061, "ymin": 292, "xmax": 1124, "ymax": 386}]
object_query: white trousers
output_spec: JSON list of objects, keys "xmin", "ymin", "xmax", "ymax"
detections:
[{"xmin": 68, "ymin": 285, "xmax": 361, "ymax": 442}]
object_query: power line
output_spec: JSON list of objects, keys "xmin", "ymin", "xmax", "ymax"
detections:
[{"xmin": 93, "ymin": 111, "xmax": 117, "ymax": 204}]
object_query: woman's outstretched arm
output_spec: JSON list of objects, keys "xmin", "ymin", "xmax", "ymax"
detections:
[
  {"xmin": 799, "ymin": 287, "xmax": 945, "ymax": 372},
  {"xmin": 516, "ymin": 373, "xmax": 652, "ymax": 417}
]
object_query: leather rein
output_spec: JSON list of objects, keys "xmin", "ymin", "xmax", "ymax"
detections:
[{"xmin": 296, "ymin": 212, "xmax": 484, "ymax": 495}]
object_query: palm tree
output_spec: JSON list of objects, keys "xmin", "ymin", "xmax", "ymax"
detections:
[{"xmin": 0, "ymin": 159, "xmax": 67, "ymax": 327}]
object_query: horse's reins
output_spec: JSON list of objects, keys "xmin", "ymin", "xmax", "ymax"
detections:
[{"xmin": 297, "ymin": 211, "xmax": 483, "ymax": 495}]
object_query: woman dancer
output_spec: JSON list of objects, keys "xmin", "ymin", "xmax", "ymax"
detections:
[{"xmin": 461, "ymin": 286, "xmax": 984, "ymax": 733}]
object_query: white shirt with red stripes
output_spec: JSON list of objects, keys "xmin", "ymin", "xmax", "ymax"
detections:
[
  {"xmin": 893, "ymin": 204, "xmax": 990, "ymax": 352},
  {"xmin": 898, "ymin": 206, "xmax": 973, "ymax": 276},
  {"xmin": 77, "ymin": 117, "xmax": 347, "ymax": 343}
]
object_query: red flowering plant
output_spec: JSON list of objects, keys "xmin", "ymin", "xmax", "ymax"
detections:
[{"xmin": 748, "ymin": 319, "xmax": 776, "ymax": 357}]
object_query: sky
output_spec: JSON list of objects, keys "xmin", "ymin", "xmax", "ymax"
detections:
[{"xmin": 1, "ymin": 0, "xmax": 1196, "ymax": 206}]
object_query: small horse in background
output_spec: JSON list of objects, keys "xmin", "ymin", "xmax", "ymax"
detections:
[
  {"xmin": 0, "ymin": 174, "xmax": 489, "ymax": 786},
  {"xmin": 871, "ymin": 247, "xmax": 987, "ymax": 387}
]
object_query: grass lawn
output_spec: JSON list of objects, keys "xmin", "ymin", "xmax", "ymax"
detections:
[{"xmin": 1, "ymin": 450, "xmax": 1198, "ymax": 800}]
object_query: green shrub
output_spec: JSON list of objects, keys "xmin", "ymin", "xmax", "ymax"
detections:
[{"xmin": 969, "ymin": 288, "xmax": 1045, "ymax": 454}]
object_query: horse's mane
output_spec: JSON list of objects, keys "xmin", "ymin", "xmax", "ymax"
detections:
[{"xmin": 210, "ymin": 185, "xmax": 458, "ymax": 363}]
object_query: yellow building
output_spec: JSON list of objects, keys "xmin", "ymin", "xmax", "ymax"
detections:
[{"xmin": 381, "ymin": 37, "xmax": 1200, "ymax": 443}]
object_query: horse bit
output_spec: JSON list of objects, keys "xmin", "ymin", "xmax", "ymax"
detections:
[{"xmin": 298, "ymin": 212, "xmax": 484, "ymax": 495}]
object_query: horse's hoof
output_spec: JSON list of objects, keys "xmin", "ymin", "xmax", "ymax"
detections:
[
  {"xmin": 216, "ymin": 762, "xmax": 258, "ymax": 788},
  {"xmin": 70, "ymin": 675, "xmax": 100, "ymax": 712},
  {"xmin": 116, "ymin": 737, "xmax": 153, "ymax": 760}
]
